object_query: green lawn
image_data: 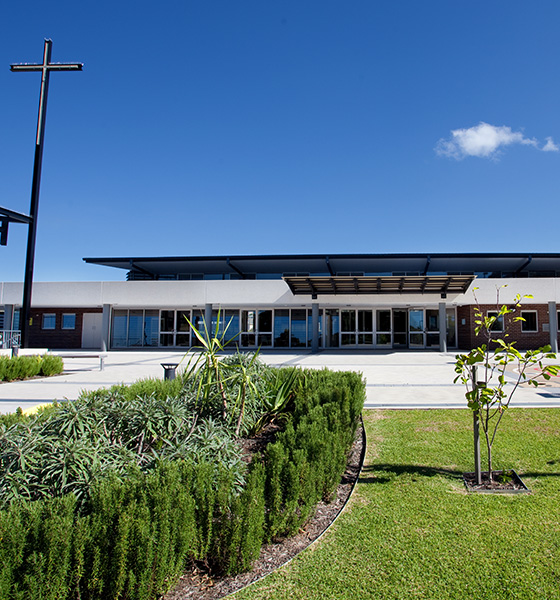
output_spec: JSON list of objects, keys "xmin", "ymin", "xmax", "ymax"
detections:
[{"xmin": 235, "ymin": 408, "xmax": 560, "ymax": 600}]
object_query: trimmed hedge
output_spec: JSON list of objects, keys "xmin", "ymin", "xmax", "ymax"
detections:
[
  {"xmin": 0, "ymin": 367, "xmax": 365, "ymax": 600},
  {"xmin": 0, "ymin": 354, "xmax": 63, "ymax": 382}
]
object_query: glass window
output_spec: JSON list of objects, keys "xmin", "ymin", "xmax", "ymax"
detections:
[
  {"xmin": 111, "ymin": 310, "xmax": 128, "ymax": 348},
  {"xmin": 291, "ymin": 309, "xmax": 307, "ymax": 347},
  {"xmin": 274, "ymin": 309, "xmax": 290, "ymax": 347},
  {"xmin": 376, "ymin": 333, "xmax": 391, "ymax": 346},
  {"xmin": 13, "ymin": 309, "xmax": 20, "ymax": 331},
  {"xmin": 159, "ymin": 333, "xmax": 175, "ymax": 347},
  {"xmin": 191, "ymin": 312, "xmax": 206, "ymax": 339},
  {"xmin": 241, "ymin": 310, "xmax": 257, "ymax": 347},
  {"xmin": 223, "ymin": 310, "xmax": 240, "ymax": 345},
  {"xmin": 144, "ymin": 310, "xmax": 159, "ymax": 346},
  {"xmin": 241, "ymin": 333, "xmax": 256, "ymax": 347},
  {"xmin": 341, "ymin": 333, "xmax": 355, "ymax": 346},
  {"xmin": 426, "ymin": 310, "xmax": 439, "ymax": 332},
  {"xmin": 426, "ymin": 333, "xmax": 439, "ymax": 347},
  {"xmin": 410, "ymin": 333, "xmax": 424, "ymax": 346},
  {"xmin": 62, "ymin": 314, "xmax": 76, "ymax": 330},
  {"xmin": 325, "ymin": 309, "xmax": 339, "ymax": 348},
  {"xmin": 177, "ymin": 310, "xmax": 191, "ymax": 333},
  {"xmin": 242, "ymin": 310, "xmax": 256, "ymax": 333},
  {"xmin": 409, "ymin": 310, "xmax": 424, "ymax": 332},
  {"xmin": 358, "ymin": 310, "xmax": 373, "ymax": 332},
  {"xmin": 160, "ymin": 310, "xmax": 175, "ymax": 333},
  {"xmin": 487, "ymin": 311, "xmax": 504, "ymax": 332},
  {"xmin": 258, "ymin": 333, "xmax": 273, "ymax": 347},
  {"xmin": 258, "ymin": 310, "xmax": 272, "ymax": 333},
  {"xmin": 42, "ymin": 314, "xmax": 56, "ymax": 330},
  {"xmin": 128, "ymin": 310, "xmax": 143, "ymax": 347},
  {"xmin": 521, "ymin": 311, "xmax": 537, "ymax": 332},
  {"xmin": 175, "ymin": 309, "xmax": 191, "ymax": 346},
  {"xmin": 446, "ymin": 308, "xmax": 457, "ymax": 348},
  {"xmin": 376, "ymin": 310, "xmax": 391, "ymax": 332},
  {"xmin": 341, "ymin": 310, "xmax": 356, "ymax": 333}
]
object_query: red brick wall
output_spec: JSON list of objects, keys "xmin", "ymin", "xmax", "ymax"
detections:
[
  {"xmin": 28, "ymin": 308, "xmax": 102, "ymax": 349},
  {"xmin": 457, "ymin": 304, "xmax": 557, "ymax": 350}
]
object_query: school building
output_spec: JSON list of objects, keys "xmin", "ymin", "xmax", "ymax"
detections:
[{"xmin": 1, "ymin": 253, "xmax": 559, "ymax": 353}]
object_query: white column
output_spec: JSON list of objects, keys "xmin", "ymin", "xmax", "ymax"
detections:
[
  {"xmin": 101, "ymin": 304, "xmax": 111, "ymax": 351},
  {"xmin": 205, "ymin": 303, "xmax": 213, "ymax": 338},
  {"xmin": 311, "ymin": 302, "xmax": 319, "ymax": 353}
]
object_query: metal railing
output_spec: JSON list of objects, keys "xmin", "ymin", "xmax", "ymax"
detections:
[{"xmin": 0, "ymin": 330, "xmax": 21, "ymax": 349}]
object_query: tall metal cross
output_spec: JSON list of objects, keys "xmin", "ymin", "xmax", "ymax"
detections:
[{"xmin": 11, "ymin": 39, "xmax": 83, "ymax": 348}]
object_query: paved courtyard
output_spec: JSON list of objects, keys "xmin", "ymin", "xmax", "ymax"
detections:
[{"xmin": 1, "ymin": 349, "xmax": 560, "ymax": 415}]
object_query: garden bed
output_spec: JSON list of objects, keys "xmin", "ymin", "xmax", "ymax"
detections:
[
  {"xmin": 0, "ymin": 353, "xmax": 366, "ymax": 600},
  {"xmin": 165, "ymin": 421, "xmax": 365, "ymax": 600}
]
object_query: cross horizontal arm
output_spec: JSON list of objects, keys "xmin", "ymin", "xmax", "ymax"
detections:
[
  {"xmin": 0, "ymin": 206, "xmax": 33, "ymax": 224},
  {"xmin": 11, "ymin": 63, "xmax": 83, "ymax": 72}
]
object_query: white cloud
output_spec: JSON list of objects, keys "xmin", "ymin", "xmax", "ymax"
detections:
[
  {"xmin": 542, "ymin": 136, "xmax": 559, "ymax": 152},
  {"xmin": 435, "ymin": 122, "xmax": 558, "ymax": 159}
]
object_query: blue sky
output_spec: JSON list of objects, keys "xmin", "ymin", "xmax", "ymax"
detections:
[{"xmin": 1, "ymin": 1, "xmax": 560, "ymax": 282}]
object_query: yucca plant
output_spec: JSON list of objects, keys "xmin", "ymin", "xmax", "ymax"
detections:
[{"xmin": 182, "ymin": 309, "xmax": 238, "ymax": 419}]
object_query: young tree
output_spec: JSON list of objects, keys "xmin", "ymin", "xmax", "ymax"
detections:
[{"xmin": 454, "ymin": 288, "xmax": 559, "ymax": 484}]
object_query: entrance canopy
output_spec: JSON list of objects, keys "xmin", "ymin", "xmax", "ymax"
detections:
[{"xmin": 282, "ymin": 275, "xmax": 475, "ymax": 296}]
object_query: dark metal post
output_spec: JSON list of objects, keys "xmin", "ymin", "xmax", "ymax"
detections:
[
  {"xmin": 20, "ymin": 40, "xmax": 51, "ymax": 348},
  {"xmin": 11, "ymin": 40, "xmax": 82, "ymax": 348},
  {"xmin": 471, "ymin": 366, "xmax": 482, "ymax": 485}
]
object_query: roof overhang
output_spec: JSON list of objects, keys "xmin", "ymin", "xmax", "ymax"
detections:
[{"xmin": 282, "ymin": 275, "xmax": 475, "ymax": 296}]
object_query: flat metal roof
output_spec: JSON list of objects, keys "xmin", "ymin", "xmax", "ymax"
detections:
[{"xmin": 83, "ymin": 253, "xmax": 560, "ymax": 278}]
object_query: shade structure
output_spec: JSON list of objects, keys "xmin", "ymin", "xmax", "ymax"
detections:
[{"xmin": 282, "ymin": 275, "xmax": 475, "ymax": 296}]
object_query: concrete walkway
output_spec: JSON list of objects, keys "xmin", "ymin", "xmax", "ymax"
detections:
[{"xmin": 1, "ymin": 349, "xmax": 560, "ymax": 415}]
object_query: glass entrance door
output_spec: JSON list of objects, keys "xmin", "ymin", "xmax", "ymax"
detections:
[
  {"xmin": 376, "ymin": 310, "xmax": 392, "ymax": 347},
  {"xmin": 341, "ymin": 310, "xmax": 356, "ymax": 346},
  {"xmin": 409, "ymin": 309, "xmax": 424, "ymax": 347},
  {"xmin": 325, "ymin": 309, "xmax": 340, "ymax": 348},
  {"xmin": 340, "ymin": 310, "xmax": 373, "ymax": 346},
  {"xmin": 426, "ymin": 309, "xmax": 440, "ymax": 347},
  {"xmin": 159, "ymin": 310, "xmax": 191, "ymax": 347},
  {"xmin": 357, "ymin": 310, "xmax": 373, "ymax": 345},
  {"xmin": 393, "ymin": 310, "xmax": 408, "ymax": 348}
]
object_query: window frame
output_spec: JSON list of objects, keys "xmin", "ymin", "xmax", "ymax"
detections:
[
  {"xmin": 42, "ymin": 313, "xmax": 56, "ymax": 330},
  {"xmin": 62, "ymin": 313, "xmax": 76, "ymax": 330},
  {"xmin": 520, "ymin": 310, "xmax": 538, "ymax": 333},
  {"xmin": 486, "ymin": 311, "xmax": 504, "ymax": 333}
]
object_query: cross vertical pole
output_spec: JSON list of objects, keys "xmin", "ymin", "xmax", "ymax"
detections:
[
  {"xmin": 11, "ymin": 40, "xmax": 82, "ymax": 348},
  {"xmin": 21, "ymin": 39, "xmax": 51, "ymax": 349}
]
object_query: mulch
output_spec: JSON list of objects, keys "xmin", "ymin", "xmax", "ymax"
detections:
[
  {"xmin": 164, "ymin": 421, "xmax": 365, "ymax": 600},
  {"xmin": 462, "ymin": 470, "xmax": 530, "ymax": 493}
]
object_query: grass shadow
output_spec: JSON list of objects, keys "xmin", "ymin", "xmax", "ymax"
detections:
[
  {"xmin": 520, "ymin": 471, "xmax": 560, "ymax": 478},
  {"xmin": 359, "ymin": 464, "xmax": 560, "ymax": 484},
  {"xmin": 359, "ymin": 463, "xmax": 463, "ymax": 484}
]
